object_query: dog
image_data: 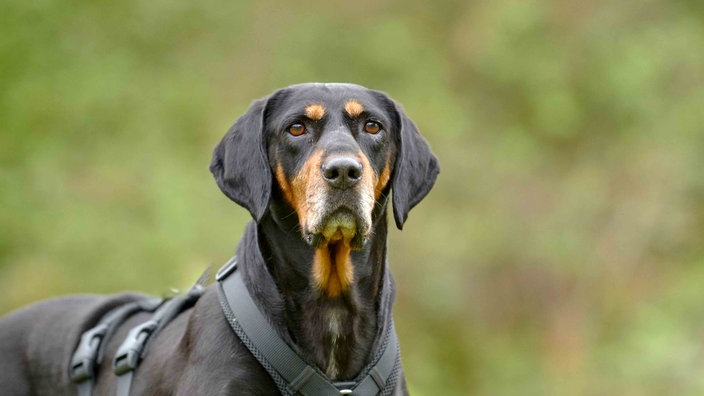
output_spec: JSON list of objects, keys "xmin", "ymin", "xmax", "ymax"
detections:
[{"xmin": 0, "ymin": 83, "xmax": 439, "ymax": 395}]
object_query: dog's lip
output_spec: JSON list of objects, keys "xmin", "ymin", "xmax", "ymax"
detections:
[
  {"xmin": 304, "ymin": 208, "xmax": 367, "ymax": 249},
  {"xmin": 305, "ymin": 232, "xmax": 367, "ymax": 250}
]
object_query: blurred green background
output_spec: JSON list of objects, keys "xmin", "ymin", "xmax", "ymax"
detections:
[{"xmin": 2, "ymin": 0, "xmax": 704, "ymax": 394}]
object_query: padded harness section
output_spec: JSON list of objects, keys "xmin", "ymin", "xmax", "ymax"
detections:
[
  {"xmin": 69, "ymin": 286, "xmax": 204, "ymax": 396},
  {"xmin": 216, "ymin": 257, "xmax": 402, "ymax": 396}
]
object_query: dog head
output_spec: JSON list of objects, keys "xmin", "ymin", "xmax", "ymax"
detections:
[{"xmin": 210, "ymin": 83, "xmax": 439, "ymax": 247}]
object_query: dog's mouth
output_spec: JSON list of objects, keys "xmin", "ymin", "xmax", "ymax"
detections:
[
  {"xmin": 289, "ymin": 172, "xmax": 376, "ymax": 297},
  {"xmin": 305, "ymin": 209, "xmax": 365, "ymax": 297},
  {"xmin": 304, "ymin": 208, "xmax": 367, "ymax": 250}
]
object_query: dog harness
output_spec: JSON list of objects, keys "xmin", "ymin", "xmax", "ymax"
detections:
[
  {"xmin": 70, "ymin": 285, "xmax": 204, "ymax": 396},
  {"xmin": 216, "ymin": 257, "xmax": 402, "ymax": 396},
  {"xmin": 70, "ymin": 297, "xmax": 162, "ymax": 396},
  {"xmin": 70, "ymin": 257, "xmax": 400, "ymax": 396}
]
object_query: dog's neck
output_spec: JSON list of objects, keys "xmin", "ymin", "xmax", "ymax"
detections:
[{"xmin": 244, "ymin": 201, "xmax": 390, "ymax": 380}]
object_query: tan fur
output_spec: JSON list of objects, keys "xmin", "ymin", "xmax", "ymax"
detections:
[
  {"xmin": 375, "ymin": 155, "xmax": 392, "ymax": 200},
  {"xmin": 277, "ymin": 148, "xmax": 383, "ymax": 296},
  {"xmin": 305, "ymin": 104, "xmax": 326, "ymax": 120},
  {"xmin": 358, "ymin": 151, "xmax": 384, "ymax": 205},
  {"xmin": 344, "ymin": 100, "xmax": 364, "ymax": 117},
  {"xmin": 276, "ymin": 151, "xmax": 324, "ymax": 232},
  {"xmin": 275, "ymin": 163, "xmax": 295, "ymax": 209},
  {"xmin": 313, "ymin": 242, "xmax": 354, "ymax": 297}
]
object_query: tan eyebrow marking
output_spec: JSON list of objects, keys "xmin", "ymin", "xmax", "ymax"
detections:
[
  {"xmin": 304, "ymin": 104, "xmax": 325, "ymax": 120},
  {"xmin": 344, "ymin": 100, "xmax": 364, "ymax": 117}
]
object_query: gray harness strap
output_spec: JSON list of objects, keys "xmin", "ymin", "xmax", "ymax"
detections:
[
  {"xmin": 216, "ymin": 257, "xmax": 400, "ymax": 396},
  {"xmin": 112, "ymin": 286, "xmax": 204, "ymax": 396},
  {"xmin": 70, "ymin": 298, "xmax": 163, "ymax": 396}
]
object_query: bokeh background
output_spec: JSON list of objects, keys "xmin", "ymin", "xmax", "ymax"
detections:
[{"xmin": 2, "ymin": 0, "xmax": 704, "ymax": 394}]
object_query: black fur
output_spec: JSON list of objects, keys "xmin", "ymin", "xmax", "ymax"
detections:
[
  {"xmin": 0, "ymin": 83, "xmax": 439, "ymax": 395},
  {"xmin": 210, "ymin": 97, "xmax": 272, "ymax": 222},
  {"xmin": 389, "ymin": 101, "xmax": 440, "ymax": 229}
]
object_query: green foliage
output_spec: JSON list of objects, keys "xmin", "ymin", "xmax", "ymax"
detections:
[{"xmin": 2, "ymin": 0, "xmax": 704, "ymax": 394}]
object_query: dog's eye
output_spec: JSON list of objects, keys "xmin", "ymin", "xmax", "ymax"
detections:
[
  {"xmin": 288, "ymin": 123, "xmax": 306, "ymax": 136},
  {"xmin": 364, "ymin": 121, "xmax": 381, "ymax": 134}
]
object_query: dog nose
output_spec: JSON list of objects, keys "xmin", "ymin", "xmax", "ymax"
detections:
[{"xmin": 322, "ymin": 157, "xmax": 363, "ymax": 189}]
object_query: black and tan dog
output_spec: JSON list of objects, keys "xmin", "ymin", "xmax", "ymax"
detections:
[{"xmin": 0, "ymin": 83, "xmax": 439, "ymax": 395}]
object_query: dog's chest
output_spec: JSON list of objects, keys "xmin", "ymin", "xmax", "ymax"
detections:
[
  {"xmin": 299, "ymin": 300, "xmax": 364, "ymax": 379},
  {"xmin": 324, "ymin": 307, "xmax": 345, "ymax": 377}
]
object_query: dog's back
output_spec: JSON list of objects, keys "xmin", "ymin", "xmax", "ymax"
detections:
[{"xmin": 0, "ymin": 293, "xmax": 147, "ymax": 395}]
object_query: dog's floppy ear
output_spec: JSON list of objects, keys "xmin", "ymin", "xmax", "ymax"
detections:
[
  {"xmin": 391, "ymin": 102, "xmax": 440, "ymax": 229},
  {"xmin": 210, "ymin": 97, "xmax": 271, "ymax": 222}
]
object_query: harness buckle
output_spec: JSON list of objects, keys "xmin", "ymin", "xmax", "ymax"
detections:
[
  {"xmin": 70, "ymin": 323, "xmax": 109, "ymax": 382},
  {"xmin": 215, "ymin": 257, "xmax": 237, "ymax": 281},
  {"xmin": 335, "ymin": 381, "xmax": 355, "ymax": 394},
  {"xmin": 112, "ymin": 320, "xmax": 158, "ymax": 375}
]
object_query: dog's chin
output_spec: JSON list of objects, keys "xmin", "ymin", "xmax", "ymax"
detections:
[{"xmin": 304, "ymin": 209, "xmax": 368, "ymax": 249}]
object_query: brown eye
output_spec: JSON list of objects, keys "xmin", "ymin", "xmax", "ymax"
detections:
[
  {"xmin": 364, "ymin": 121, "xmax": 381, "ymax": 134},
  {"xmin": 288, "ymin": 123, "xmax": 306, "ymax": 136}
]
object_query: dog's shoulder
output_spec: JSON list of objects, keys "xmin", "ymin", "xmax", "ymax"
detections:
[{"xmin": 129, "ymin": 286, "xmax": 279, "ymax": 395}]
